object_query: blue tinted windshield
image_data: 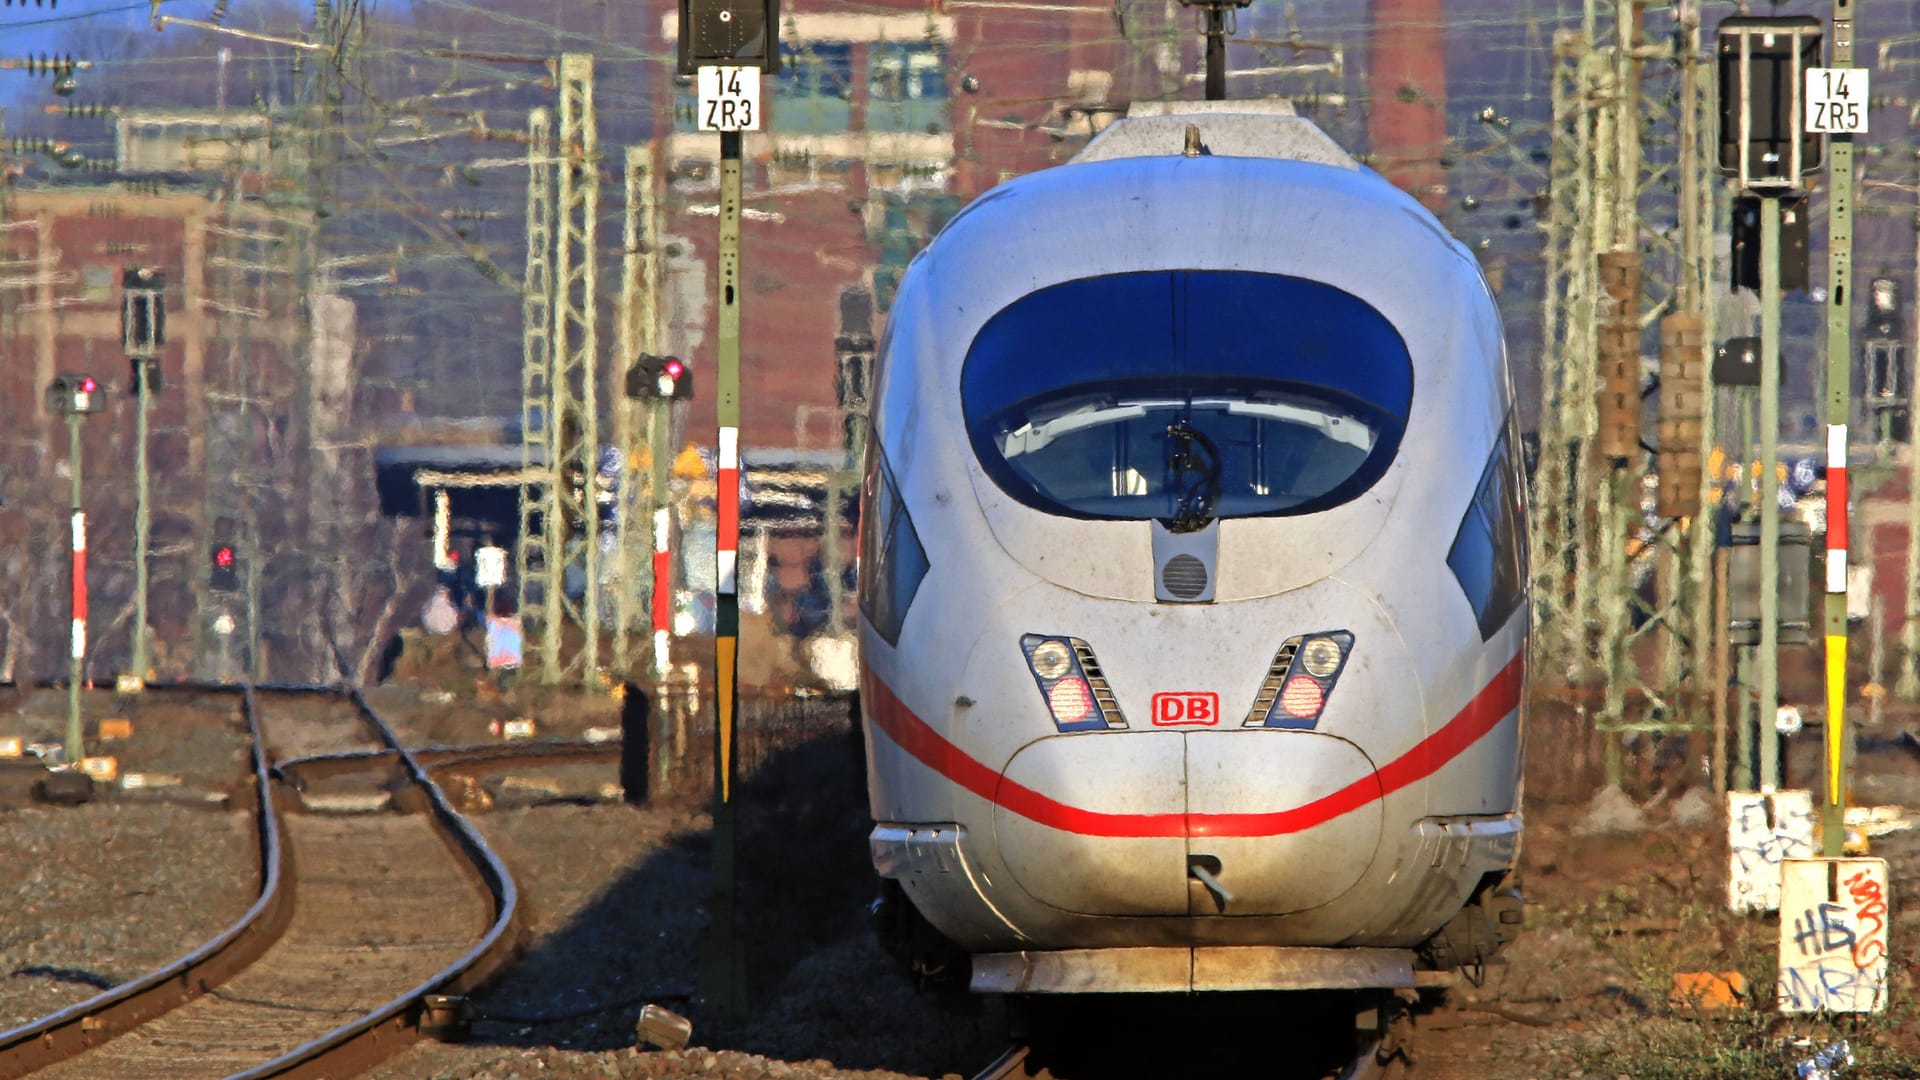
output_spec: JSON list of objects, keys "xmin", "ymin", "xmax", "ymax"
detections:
[{"xmin": 961, "ymin": 271, "xmax": 1413, "ymax": 522}]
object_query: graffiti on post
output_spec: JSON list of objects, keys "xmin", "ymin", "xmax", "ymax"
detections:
[
  {"xmin": 1727, "ymin": 790, "xmax": 1817, "ymax": 913},
  {"xmin": 1777, "ymin": 858, "xmax": 1890, "ymax": 1014}
]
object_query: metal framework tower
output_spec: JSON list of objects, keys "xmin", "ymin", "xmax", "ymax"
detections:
[
  {"xmin": 531, "ymin": 54, "xmax": 603, "ymax": 686},
  {"xmin": 517, "ymin": 106, "xmax": 556, "ymax": 674},
  {"xmin": 1531, "ymin": 0, "xmax": 1719, "ymax": 781}
]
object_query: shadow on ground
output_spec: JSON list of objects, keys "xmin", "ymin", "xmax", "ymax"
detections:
[{"xmin": 453, "ymin": 692, "xmax": 1004, "ymax": 1077}]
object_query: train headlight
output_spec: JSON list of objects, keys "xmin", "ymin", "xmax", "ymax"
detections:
[
  {"xmin": 1244, "ymin": 630, "xmax": 1353, "ymax": 729},
  {"xmin": 1029, "ymin": 640, "xmax": 1073, "ymax": 680},
  {"xmin": 1021, "ymin": 634, "xmax": 1126, "ymax": 732},
  {"xmin": 1300, "ymin": 637, "xmax": 1344, "ymax": 678}
]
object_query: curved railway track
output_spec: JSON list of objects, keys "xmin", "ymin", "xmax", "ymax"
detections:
[{"xmin": 0, "ymin": 684, "xmax": 555, "ymax": 1079}]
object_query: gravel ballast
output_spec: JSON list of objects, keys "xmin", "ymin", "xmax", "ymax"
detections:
[{"xmin": 0, "ymin": 802, "xmax": 258, "ymax": 1028}]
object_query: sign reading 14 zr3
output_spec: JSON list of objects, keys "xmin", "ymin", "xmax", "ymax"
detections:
[
  {"xmin": 698, "ymin": 66, "xmax": 762, "ymax": 132},
  {"xmin": 1805, "ymin": 67, "xmax": 1869, "ymax": 134}
]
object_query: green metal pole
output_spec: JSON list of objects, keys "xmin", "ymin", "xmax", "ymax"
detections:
[
  {"xmin": 700, "ymin": 125, "xmax": 746, "ymax": 1017},
  {"xmin": 1759, "ymin": 194, "xmax": 1782, "ymax": 791},
  {"xmin": 130, "ymin": 377, "xmax": 150, "ymax": 686},
  {"xmin": 1821, "ymin": 0, "xmax": 1857, "ymax": 856},
  {"xmin": 66, "ymin": 413, "xmax": 83, "ymax": 766}
]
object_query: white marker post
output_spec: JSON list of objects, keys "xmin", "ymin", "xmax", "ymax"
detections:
[
  {"xmin": 1778, "ymin": 857, "xmax": 1889, "ymax": 1012},
  {"xmin": 1728, "ymin": 790, "xmax": 1817, "ymax": 913}
]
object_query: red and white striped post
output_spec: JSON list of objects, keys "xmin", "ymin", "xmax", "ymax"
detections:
[
  {"xmin": 71, "ymin": 512, "xmax": 87, "ymax": 662},
  {"xmin": 66, "ymin": 414, "xmax": 86, "ymax": 766},
  {"xmin": 1824, "ymin": 422, "xmax": 1849, "ymax": 846},
  {"xmin": 1826, "ymin": 425, "xmax": 1849, "ymax": 596},
  {"xmin": 652, "ymin": 507, "xmax": 672, "ymax": 677}
]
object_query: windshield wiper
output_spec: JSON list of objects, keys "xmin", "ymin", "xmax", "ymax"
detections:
[{"xmin": 1165, "ymin": 419, "xmax": 1222, "ymax": 533}]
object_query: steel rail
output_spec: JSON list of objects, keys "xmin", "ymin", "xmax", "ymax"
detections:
[
  {"xmin": 275, "ymin": 740, "xmax": 622, "ymax": 789},
  {"xmin": 972, "ymin": 1044, "xmax": 1053, "ymax": 1080},
  {"xmin": 0, "ymin": 685, "xmax": 294, "ymax": 1079},
  {"xmin": 221, "ymin": 687, "xmax": 526, "ymax": 1078},
  {"xmin": 0, "ymin": 683, "xmax": 538, "ymax": 1077}
]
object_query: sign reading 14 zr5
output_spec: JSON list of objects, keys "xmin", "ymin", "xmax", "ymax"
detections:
[
  {"xmin": 698, "ymin": 66, "xmax": 762, "ymax": 132},
  {"xmin": 1805, "ymin": 67, "xmax": 1869, "ymax": 135}
]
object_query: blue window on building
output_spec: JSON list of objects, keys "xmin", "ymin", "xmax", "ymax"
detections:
[
  {"xmin": 867, "ymin": 41, "xmax": 947, "ymax": 134},
  {"xmin": 773, "ymin": 41, "xmax": 853, "ymax": 134}
]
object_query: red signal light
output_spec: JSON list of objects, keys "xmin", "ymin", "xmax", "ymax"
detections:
[
  {"xmin": 664, "ymin": 359, "xmax": 684, "ymax": 378},
  {"xmin": 79, "ymin": 377, "xmax": 97, "ymax": 393},
  {"xmin": 214, "ymin": 546, "xmax": 235, "ymax": 569}
]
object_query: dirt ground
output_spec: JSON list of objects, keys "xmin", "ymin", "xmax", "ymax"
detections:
[{"xmin": 1405, "ymin": 703, "xmax": 1920, "ymax": 1080}]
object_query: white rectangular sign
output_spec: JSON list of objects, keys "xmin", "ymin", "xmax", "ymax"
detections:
[
  {"xmin": 1728, "ymin": 790, "xmax": 1817, "ymax": 913},
  {"xmin": 1778, "ymin": 857, "xmax": 1890, "ymax": 1013},
  {"xmin": 1805, "ymin": 67, "xmax": 1869, "ymax": 134},
  {"xmin": 697, "ymin": 66, "xmax": 761, "ymax": 132},
  {"xmin": 474, "ymin": 545, "xmax": 507, "ymax": 590}
]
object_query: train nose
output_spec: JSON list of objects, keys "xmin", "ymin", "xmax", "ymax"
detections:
[{"xmin": 994, "ymin": 731, "xmax": 1382, "ymax": 917}]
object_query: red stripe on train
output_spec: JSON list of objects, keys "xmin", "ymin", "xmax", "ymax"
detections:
[{"xmin": 865, "ymin": 651, "xmax": 1525, "ymax": 839}]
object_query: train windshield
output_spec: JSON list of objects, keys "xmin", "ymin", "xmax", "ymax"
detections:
[{"xmin": 962, "ymin": 271, "xmax": 1413, "ymax": 522}]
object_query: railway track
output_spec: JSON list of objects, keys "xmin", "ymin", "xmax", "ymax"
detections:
[{"xmin": 0, "ymin": 685, "xmax": 535, "ymax": 1079}]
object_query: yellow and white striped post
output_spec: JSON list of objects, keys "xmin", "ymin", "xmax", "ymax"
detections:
[{"xmin": 1819, "ymin": 0, "xmax": 1857, "ymax": 856}]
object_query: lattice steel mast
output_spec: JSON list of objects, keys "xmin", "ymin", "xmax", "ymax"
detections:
[
  {"xmin": 517, "ymin": 106, "xmax": 556, "ymax": 674},
  {"xmin": 1531, "ymin": 0, "xmax": 1719, "ymax": 785},
  {"xmin": 528, "ymin": 54, "xmax": 603, "ymax": 686}
]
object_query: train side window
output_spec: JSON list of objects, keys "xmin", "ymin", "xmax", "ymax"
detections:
[
  {"xmin": 858, "ymin": 449, "xmax": 929, "ymax": 646},
  {"xmin": 1446, "ymin": 417, "xmax": 1527, "ymax": 640}
]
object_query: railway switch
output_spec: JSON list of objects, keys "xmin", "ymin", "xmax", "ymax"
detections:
[
  {"xmin": 418, "ymin": 995, "xmax": 473, "ymax": 1040},
  {"xmin": 36, "ymin": 769, "xmax": 93, "ymax": 806}
]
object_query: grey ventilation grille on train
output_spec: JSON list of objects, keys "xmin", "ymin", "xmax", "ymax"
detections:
[
  {"xmin": 1162, "ymin": 555, "xmax": 1208, "ymax": 598},
  {"xmin": 1151, "ymin": 519, "xmax": 1217, "ymax": 603}
]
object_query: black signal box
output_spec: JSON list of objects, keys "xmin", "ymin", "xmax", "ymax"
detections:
[
  {"xmin": 678, "ymin": 0, "xmax": 780, "ymax": 75},
  {"xmin": 1716, "ymin": 16, "xmax": 1824, "ymax": 190},
  {"xmin": 1730, "ymin": 195, "xmax": 1811, "ymax": 294},
  {"xmin": 1712, "ymin": 338, "xmax": 1788, "ymax": 388},
  {"xmin": 45, "ymin": 374, "xmax": 105, "ymax": 416}
]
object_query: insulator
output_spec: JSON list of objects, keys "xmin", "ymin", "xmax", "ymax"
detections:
[
  {"xmin": 1656, "ymin": 314, "xmax": 1706, "ymax": 518},
  {"xmin": 210, "ymin": 0, "xmax": 228, "ymax": 23},
  {"xmin": 1596, "ymin": 251, "xmax": 1643, "ymax": 462}
]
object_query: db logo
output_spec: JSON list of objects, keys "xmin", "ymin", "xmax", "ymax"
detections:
[{"xmin": 1151, "ymin": 691, "xmax": 1219, "ymax": 727}]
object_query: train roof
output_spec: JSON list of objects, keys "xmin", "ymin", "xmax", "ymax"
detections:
[
  {"xmin": 919, "ymin": 112, "xmax": 1478, "ymax": 351},
  {"xmin": 1070, "ymin": 100, "xmax": 1359, "ymax": 170}
]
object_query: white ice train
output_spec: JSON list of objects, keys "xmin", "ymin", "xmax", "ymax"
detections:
[{"xmin": 857, "ymin": 102, "xmax": 1529, "ymax": 998}]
